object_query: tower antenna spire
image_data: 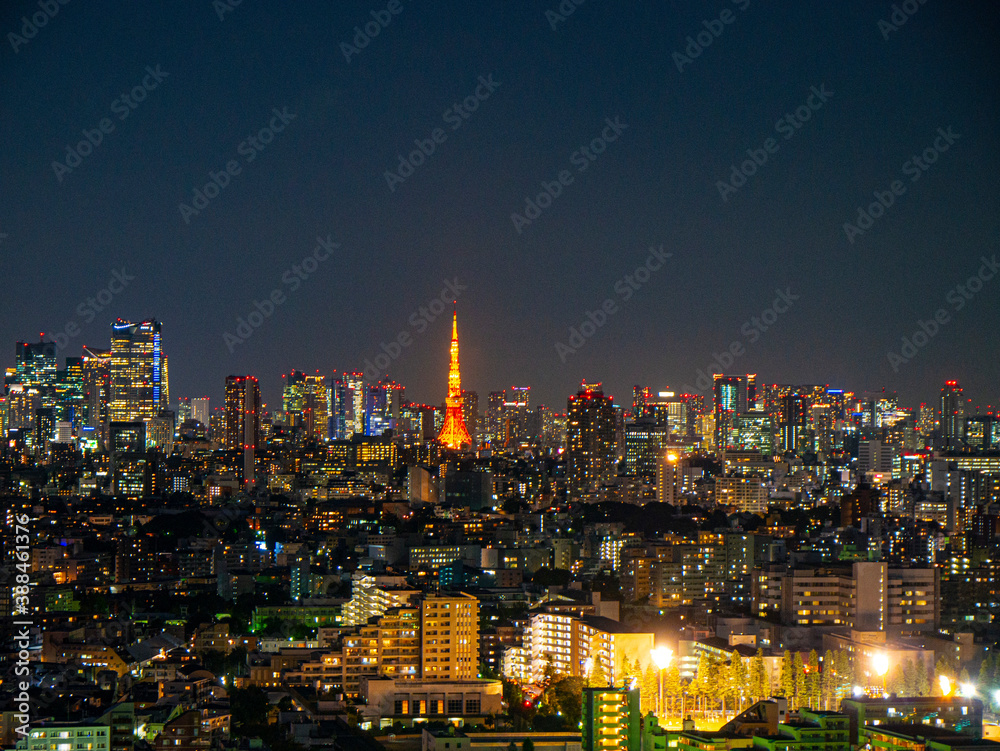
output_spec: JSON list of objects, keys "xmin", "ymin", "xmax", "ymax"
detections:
[{"xmin": 437, "ymin": 302, "xmax": 472, "ymax": 449}]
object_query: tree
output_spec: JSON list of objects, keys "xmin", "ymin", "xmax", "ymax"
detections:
[
  {"xmin": 523, "ymin": 739, "xmax": 535, "ymax": 751},
  {"xmin": 779, "ymin": 651, "xmax": 795, "ymax": 700},
  {"xmin": 935, "ymin": 654, "xmax": 958, "ymax": 694},
  {"xmin": 979, "ymin": 653, "xmax": 996, "ymax": 690},
  {"xmin": 642, "ymin": 664, "xmax": 659, "ymax": 716},
  {"xmin": 549, "ymin": 676, "xmax": 584, "ymax": 726},
  {"xmin": 621, "ymin": 655, "xmax": 639, "ymax": 687},
  {"xmin": 959, "ymin": 667, "xmax": 971, "ymax": 688},
  {"xmin": 806, "ymin": 651, "xmax": 820, "ymax": 709},
  {"xmin": 750, "ymin": 649, "xmax": 769, "ymax": 702},
  {"xmin": 888, "ymin": 660, "xmax": 908, "ymax": 696},
  {"xmin": 588, "ymin": 654, "xmax": 609, "ymax": 688},
  {"xmin": 730, "ymin": 651, "xmax": 749, "ymax": 712},
  {"xmin": 821, "ymin": 650, "xmax": 837, "ymax": 709},
  {"xmin": 229, "ymin": 686, "xmax": 270, "ymax": 737},
  {"xmin": 664, "ymin": 663, "xmax": 682, "ymax": 717},
  {"xmin": 793, "ymin": 652, "xmax": 806, "ymax": 710},
  {"xmin": 915, "ymin": 661, "xmax": 930, "ymax": 697}
]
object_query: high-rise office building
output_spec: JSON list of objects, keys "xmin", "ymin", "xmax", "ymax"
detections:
[
  {"xmin": 732, "ymin": 412, "xmax": 774, "ymax": 454},
  {"xmin": 8, "ymin": 340, "xmax": 58, "ymax": 408},
  {"xmin": 303, "ymin": 373, "xmax": 328, "ymax": 441},
  {"xmin": 366, "ymin": 379, "xmax": 403, "ymax": 437},
  {"xmin": 225, "ymin": 375, "xmax": 261, "ymax": 487},
  {"xmin": 940, "ymin": 380, "xmax": 965, "ymax": 447},
  {"xmin": 81, "ymin": 346, "xmax": 111, "ymax": 443},
  {"xmin": 779, "ymin": 393, "xmax": 808, "ymax": 454},
  {"xmin": 632, "ymin": 385, "xmax": 652, "ymax": 420},
  {"xmin": 177, "ymin": 396, "xmax": 192, "ymax": 424},
  {"xmin": 191, "ymin": 396, "xmax": 210, "ymax": 427},
  {"xmin": 55, "ymin": 356, "xmax": 84, "ymax": 427},
  {"xmin": 486, "ymin": 391, "xmax": 504, "ymax": 444},
  {"xmin": 714, "ymin": 374, "xmax": 756, "ymax": 448},
  {"xmin": 109, "ymin": 318, "xmax": 165, "ymax": 422},
  {"xmin": 330, "ymin": 371, "xmax": 366, "ymax": 438},
  {"xmin": 623, "ymin": 418, "xmax": 669, "ymax": 478},
  {"xmin": 282, "ymin": 369, "xmax": 307, "ymax": 427},
  {"xmin": 462, "ymin": 389, "xmax": 479, "ymax": 444},
  {"xmin": 502, "ymin": 386, "xmax": 534, "ymax": 446},
  {"xmin": 965, "ymin": 415, "xmax": 999, "ymax": 451},
  {"xmin": 567, "ymin": 382, "xmax": 617, "ymax": 497}
]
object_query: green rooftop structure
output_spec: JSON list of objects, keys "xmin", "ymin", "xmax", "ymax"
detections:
[
  {"xmin": 582, "ymin": 685, "xmax": 640, "ymax": 751},
  {"xmin": 862, "ymin": 724, "xmax": 1000, "ymax": 751},
  {"xmin": 750, "ymin": 710, "xmax": 849, "ymax": 751}
]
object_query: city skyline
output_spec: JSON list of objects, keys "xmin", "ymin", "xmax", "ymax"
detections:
[{"xmin": 1, "ymin": 1, "xmax": 998, "ymax": 412}]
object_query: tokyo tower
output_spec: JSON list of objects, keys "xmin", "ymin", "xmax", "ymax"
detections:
[{"xmin": 437, "ymin": 304, "xmax": 472, "ymax": 450}]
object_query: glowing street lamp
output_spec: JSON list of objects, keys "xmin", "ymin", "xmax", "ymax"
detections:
[
  {"xmin": 939, "ymin": 675, "xmax": 953, "ymax": 697},
  {"xmin": 960, "ymin": 683, "xmax": 977, "ymax": 698},
  {"xmin": 874, "ymin": 654, "xmax": 890, "ymax": 694},
  {"xmin": 650, "ymin": 647, "xmax": 673, "ymax": 720}
]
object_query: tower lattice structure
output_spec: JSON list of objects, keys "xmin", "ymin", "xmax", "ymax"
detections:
[{"xmin": 437, "ymin": 306, "xmax": 472, "ymax": 449}]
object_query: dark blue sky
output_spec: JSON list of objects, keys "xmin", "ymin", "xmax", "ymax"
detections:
[{"xmin": 2, "ymin": 0, "xmax": 998, "ymax": 412}]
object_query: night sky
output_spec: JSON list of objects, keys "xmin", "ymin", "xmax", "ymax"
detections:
[{"xmin": 3, "ymin": 0, "xmax": 998, "ymax": 412}]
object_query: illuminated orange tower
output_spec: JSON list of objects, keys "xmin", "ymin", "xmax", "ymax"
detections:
[{"xmin": 437, "ymin": 304, "xmax": 472, "ymax": 449}]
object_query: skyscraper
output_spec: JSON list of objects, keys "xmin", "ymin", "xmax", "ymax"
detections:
[
  {"xmin": 437, "ymin": 307, "xmax": 472, "ymax": 450},
  {"xmin": 225, "ymin": 375, "xmax": 261, "ymax": 487},
  {"xmin": 713, "ymin": 373, "xmax": 756, "ymax": 448},
  {"xmin": 462, "ymin": 389, "xmax": 479, "ymax": 445},
  {"xmin": 191, "ymin": 396, "xmax": 210, "ymax": 427},
  {"xmin": 177, "ymin": 396, "xmax": 192, "ymax": 424},
  {"xmin": 779, "ymin": 393, "xmax": 808, "ymax": 453},
  {"xmin": 567, "ymin": 382, "xmax": 617, "ymax": 498},
  {"xmin": 282, "ymin": 369, "xmax": 307, "ymax": 427},
  {"xmin": 486, "ymin": 391, "xmax": 504, "ymax": 444},
  {"xmin": 83, "ymin": 347, "xmax": 111, "ymax": 447},
  {"xmin": 109, "ymin": 318, "xmax": 164, "ymax": 422},
  {"xmin": 303, "ymin": 372, "xmax": 328, "ymax": 441},
  {"xmin": 8, "ymin": 340, "xmax": 58, "ymax": 408},
  {"xmin": 940, "ymin": 380, "xmax": 965, "ymax": 447}
]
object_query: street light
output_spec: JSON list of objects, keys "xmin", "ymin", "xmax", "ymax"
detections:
[
  {"xmin": 650, "ymin": 647, "xmax": 673, "ymax": 721},
  {"xmin": 939, "ymin": 675, "xmax": 953, "ymax": 697},
  {"xmin": 874, "ymin": 654, "xmax": 889, "ymax": 695}
]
